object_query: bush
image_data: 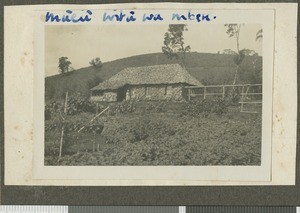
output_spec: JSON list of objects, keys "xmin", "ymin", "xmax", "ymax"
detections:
[
  {"xmin": 45, "ymin": 101, "xmax": 63, "ymax": 114},
  {"xmin": 45, "ymin": 121, "xmax": 104, "ymax": 157},
  {"xmin": 145, "ymin": 101, "xmax": 167, "ymax": 112},
  {"xmin": 45, "ymin": 96, "xmax": 96, "ymax": 116},
  {"xmin": 108, "ymin": 101, "xmax": 136, "ymax": 115},
  {"xmin": 66, "ymin": 97, "xmax": 95, "ymax": 115},
  {"xmin": 186, "ymin": 98, "xmax": 229, "ymax": 115},
  {"xmin": 225, "ymin": 87, "xmax": 240, "ymax": 104}
]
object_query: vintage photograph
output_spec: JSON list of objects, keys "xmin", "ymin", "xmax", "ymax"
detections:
[{"xmin": 44, "ymin": 23, "xmax": 263, "ymax": 166}]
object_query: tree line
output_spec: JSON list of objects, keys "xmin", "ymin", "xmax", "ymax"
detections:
[{"xmin": 58, "ymin": 57, "xmax": 103, "ymax": 74}]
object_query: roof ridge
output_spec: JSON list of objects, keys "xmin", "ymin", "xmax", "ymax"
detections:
[
  {"xmin": 123, "ymin": 63, "xmax": 182, "ymax": 70},
  {"xmin": 91, "ymin": 63, "xmax": 202, "ymax": 91}
]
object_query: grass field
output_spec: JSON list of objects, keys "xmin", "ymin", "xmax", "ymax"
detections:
[{"xmin": 45, "ymin": 101, "xmax": 262, "ymax": 166}]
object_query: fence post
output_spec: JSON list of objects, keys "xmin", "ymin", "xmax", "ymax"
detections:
[
  {"xmin": 204, "ymin": 87, "xmax": 206, "ymax": 99},
  {"xmin": 222, "ymin": 86, "xmax": 225, "ymax": 99},
  {"xmin": 96, "ymin": 102, "xmax": 99, "ymax": 115},
  {"xmin": 93, "ymin": 134, "xmax": 96, "ymax": 152},
  {"xmin": 59, "ymin": 91, "xmax": 68, "ymax": 158},
  {"xmin": 188, "ymin": 88, "xmax": 191, "ymax": 101},
  {"xmin": 241, "ymin": 86, "xmax": 244, "ymax": 112},
  {"xmin": 63, "ymin": 91, "xmax": 68, "ymax": 114}
]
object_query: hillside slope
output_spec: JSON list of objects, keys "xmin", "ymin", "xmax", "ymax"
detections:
[{"xmin": 45, "ymin": 52, "xmax": 262, "ymax": 100}]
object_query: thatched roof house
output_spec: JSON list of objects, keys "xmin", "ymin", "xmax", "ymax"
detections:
[{"xmin": 90, "ymin": 64, "xmax": 202, "ymax": 102}]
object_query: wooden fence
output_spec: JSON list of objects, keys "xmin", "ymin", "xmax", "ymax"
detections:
[{"xmin": 185, "ymin": 84, "xmax": 262, "ymax": 113}]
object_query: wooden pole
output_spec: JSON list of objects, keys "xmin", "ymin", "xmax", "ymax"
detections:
[
  {"xmin": 93, "ymin": 133, "xmax": 96, "ymax": 152},
  {"xmin": 59, "ymin": 126, "xmax": 64, "ymax": 158},
  {"xmin": 96, "ymin": 103, "xmax": 99, "ymax": 115},
  {"xmin": 204, "ymin": 87, "xmax": 206, "ymax": 99},
  {"xmin": 59, "ymin": 91, "xmax": 68, "ymax": 158},
  {"xmin": 188, "ymin": 88, "xmax": 191, "ymax": 101},
  {"xmin": 222, "ymin": 86, "xmax": 225, "ymax": 99},
  {"xmin": 241, "ymin": 86, "xmax": 244, "ymax": 112},
  {"xmin": 64, "ymin": 91, "xmax": 68, "ymax": 114}
]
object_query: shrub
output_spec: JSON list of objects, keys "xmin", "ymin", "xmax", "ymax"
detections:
[
  {"xmin": 45, "ymin": 101, "xmax": 63, "ymax": 114},
  {"xmin": 186, "ymin": 98, "xmax": 229, "ymax": 115},
  {"xmin": 45, "ymin": 96, "xmax": 97, "ymax": 116},
  {"xmin": 128, "ymin": 121, "xmax": 150, "ymax": 143},
  {"xmin": 108, "ymin": 101, "xmax": 136, "ymax": 115},
  {"xmin": 145, "ymin": 101, "xmax": 167, "ymax": 113},
  {"xmin": 66, "ymin": 97, "xmax": 95, "ymax": 115},
  {"xmin": 225, "ymin": 87, "xmax": 240, "ymax": 104},
  {"xmin": 45, "ymin": 122, "xmax": 104, "ymax": 157}
]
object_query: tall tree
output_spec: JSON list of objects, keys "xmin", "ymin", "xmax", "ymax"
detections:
[
  {"xmin": 58, "ymin": 57, "xmax": 72, "ymax": 74},
  {"xmin": 224, "ymin": 24, "xmax": 245, "ymax": 85},
  {"xmin": 162, "ymin": 24, "xmax": 191, "ymax": 67},
  {"xmin": 225, "ymin": 25, "xmax": 262, "ymax": 86}
]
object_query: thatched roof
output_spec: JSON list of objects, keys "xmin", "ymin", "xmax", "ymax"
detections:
[{"xmin": 91, "ymin": 64, "xmax": 202, "ymax": 91}]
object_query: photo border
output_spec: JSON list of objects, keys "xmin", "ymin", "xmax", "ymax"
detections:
[
  {"xmin": 1, "ymin": 0, "xmax": 299, "ymax": 205},
  {"xmin": 33, "ymin": 9, "xmax": 272, "ymax": 183}
]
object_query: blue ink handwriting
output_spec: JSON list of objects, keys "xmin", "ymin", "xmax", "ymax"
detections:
[
  {"xmin": 103, "ymin": 10, "xmax": 136, "ymax": 22},
  {"xmin": 45, "ymin": 10, "xmax": 93, "ymax": 23},
  {"xmin": 44, "ymin": 9, "xmax": 217, "ymax": 23},
  {"xmin": 172, "ymin": 11, "xmax": 216, "ymax": 22},
  {"xmin": 142, "ymin": 13, "xmax": 164, "ymax": 21}
]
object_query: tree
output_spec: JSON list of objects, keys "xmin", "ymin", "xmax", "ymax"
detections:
[
  {"xmin": 58, "ymin": 57, "xmax": 71, "ymax": 74},
  {"xmin": 224, "ymin": 24, "xmax": 245, "ymax": 85},
  {"xmin": 89, "ymin": 57, "xmax": 103, "ymax": 70},
  {"xmin": 162, "ymin": 24, "xmax": 191, "ymax": 67},
  {"xmin": 225, "ymin": 25, "xmax": 262, "ymax": 87}
]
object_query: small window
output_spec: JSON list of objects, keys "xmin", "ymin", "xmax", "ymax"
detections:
[{"xmin": 94, "ymin": 91, "xmax": 103, "ymax": 96}]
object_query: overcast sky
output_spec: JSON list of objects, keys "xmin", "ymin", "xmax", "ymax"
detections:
[{"xmin": 45, "ymin": 24, "xmax": 262, "ymax": 77}]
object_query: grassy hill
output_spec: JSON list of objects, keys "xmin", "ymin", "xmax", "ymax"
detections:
[{"xmin": 45, "ymin": 52, "xmax": 262, "ymax": 100}]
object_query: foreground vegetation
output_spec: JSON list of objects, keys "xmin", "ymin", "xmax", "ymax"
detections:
[{"xmin": 45, "ymin": 99, "xmax": 261, "ymax": 166}]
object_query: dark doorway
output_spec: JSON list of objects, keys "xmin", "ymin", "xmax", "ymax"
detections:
[{"xmin": 117, "ymin": 86, "xmax": 127, "ymax": 102}]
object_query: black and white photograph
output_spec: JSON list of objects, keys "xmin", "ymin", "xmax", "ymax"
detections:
[
  {"xmin": 4, "ymin": 3, "xmax": 297, "ymax": 186},
  {"xmin": 44, "ymin": 23, "xmax": 263, "ymax": 166}
]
